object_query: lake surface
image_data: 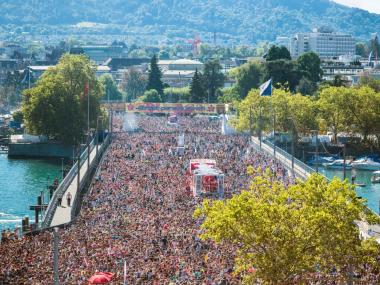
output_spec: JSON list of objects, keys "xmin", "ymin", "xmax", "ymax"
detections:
[
  {"xmin": 319, "ymin": 167, "xmax": 380, "ymax": 214},
  {"xmin": 0, "ymin": 154, "xmax": 63, "ymax": 231}
]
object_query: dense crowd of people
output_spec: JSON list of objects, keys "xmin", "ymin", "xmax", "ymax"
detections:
[{"xmin": 1, "ymin": 114, "xmax": 377, "ymax": 284}]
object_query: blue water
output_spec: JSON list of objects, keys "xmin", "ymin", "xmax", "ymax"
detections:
[
  {"xmin": 0, "ymin": 154, "xmax": 63, "ymax": 231},
  {"xmin": 318, "ymin": 167, "xmax": 380, "ymax": 214}
]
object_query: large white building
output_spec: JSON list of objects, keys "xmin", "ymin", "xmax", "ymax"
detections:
[
  {"xmin": 158, "ymin": 59, "xmax": 204, "ymax": 87},
  {"xmin": 290, "ymin": 28, "xmax": 356, "ymax": 59}
]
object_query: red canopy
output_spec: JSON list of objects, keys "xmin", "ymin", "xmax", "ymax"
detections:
[{"xmin": 88, "ymin": 272, "xmax": 114, "ymax": 284}]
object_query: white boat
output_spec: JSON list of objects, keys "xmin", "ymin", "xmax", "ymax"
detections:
[
  {"xmin": 352, "ymin": 157, "xmax": 380, "ymax": 171},
  {"xmin": 371, "ymin": 171, "xmax": 380, "ymax": 184},
  {"xmin": 323, "ymin": 159, "xmax": 352, "ymax": 170}
]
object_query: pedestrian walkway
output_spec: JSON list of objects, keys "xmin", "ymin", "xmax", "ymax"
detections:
[{"xmin": 50, "ymin": 144, "xmax": 99, "ymax": 227}]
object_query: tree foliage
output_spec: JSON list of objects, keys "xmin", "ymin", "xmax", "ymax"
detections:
[
  {"xmin": 265, "ymin": 45, "xmax": 291, "ymax": 61},
  {"xmin": 189, "ymin": 69, "xmax": 206, "ymax": 103},
  {"xmin": 195, "ymin": 170, "xmax": 380, "ymax": 284},
  {"xmin": 297, "ymin": 52, "xmax": 323, "ymax": 83},
  {"xmin": 121, "ymin": 68, "xmax": 147, "ymax": 102},
  {"xmin": 139, "ymin": 89, "xmax": 162, "ymax": 103},
  {"xmin": 202, "ymin": 59, "xmax": 225, "ymax": 103},
  {"xmin": 99, "ymin": 74, "xmax": 123, "ymax": 101},
  {"xmin": 231, "ymin": 61, "xmax": 263, "ymax": 99},
  {"xmin": 146, "ymin": 54, "xmax": 164, "ymax": 96},
  {"xmin": 22, "ymin": 54, "xmax": 103, "ymax": 145}
]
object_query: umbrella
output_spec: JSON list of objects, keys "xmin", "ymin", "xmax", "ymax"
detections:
[{"xmin": 88, "ymin": 272, "xmax": 114, "ymax": 284}]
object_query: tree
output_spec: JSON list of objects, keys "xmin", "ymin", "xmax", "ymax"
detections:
[
  {"xmin": 232, "ymin": 61, "xmax": 263, "ymax": 99},
  {"xmin": 189, "ymin": 69, "xmax": 206, "ymax": 103},
  {"xmin": 358, "ymin": 76, "xmax": 380, "ymax": 92},
  {"xmin": 139, "ymin": 89, "xmax": 161, "ymax": 103},
  {"xmin": 318, "ymin": 86, "xmax": 351, "ymax": 142},
  {"xmin": 99, "ymin": 74, "xmax": 123, "ymax": 101},
  {"xmin": 146, "ymin": 54, "xmax": 164, "ymax": 95},
  {"xmin": 202, "ymin": 59, "xmax": 225, "ymax": 103},
  {"xmin": 195, "ymin": 171, "xmax": 380, "ymax": 284},
  {"xmin": 22, "ymin": 54, "xmax": 103, "ymax": 145},
  {"xmin": 264, "ymin": 60, "xmax": 300, "ymax": 91},
  {"xmin": 265, "ymin": 45, "xmax": 291, "ymax": 61},
  {"xmin": 296, "ymin": 76, "xmax": 317, "ymax": 95},
  {"xmin": 297, "ymin": 52, "xmax": 323, "ymax": 83},
  {"xmin": 162, "ymin": 87, "xmax": 190, "ymax": 103},
  {"xmin": 121, "ymin": 68, "xmax": 147, "ymax": 102},
  {"xmin": 341, "ymin": 86, "xmax": 380, "ymax": 142}
]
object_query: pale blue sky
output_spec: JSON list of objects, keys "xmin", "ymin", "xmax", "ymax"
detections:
[{"xmin": 333, "ymin": 0, "xmax": 380, "ymax": 14}]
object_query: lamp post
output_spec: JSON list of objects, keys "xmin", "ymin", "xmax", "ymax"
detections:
[
  {"xmin": 96, "ymin": 116, "xmax": 103, "ymax": 157},
  {"xmin": 53, "ymin": 227, "xmax": 59, "ymax": 285},
  {"xmin": 61, "ymin": 158, "xmax": 64, "ymax": 180},
  {"xmin": 311, "ymin": 130, "xmax": 319, "ymax": 173},
  {"xmin": 343, "ymin": 143, "xmax": 347, "ymax": 180}
]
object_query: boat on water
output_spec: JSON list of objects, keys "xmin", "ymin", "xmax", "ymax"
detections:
[
  {"xmin": 323, "ymin": 159, "xmax": 352, "ymax": 170},
  {"xmin": 351, "ymin": 156, "xmax": 380, "ymax": 171},
  {"xmin": 371, "ymin": 171, "xmax": 380, "ymax": 184},
  {"xmin": 307, "ymin": 155, "xmax": 337, "ymax": 165}
]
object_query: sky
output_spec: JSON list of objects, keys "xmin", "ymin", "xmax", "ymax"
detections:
[{"xmin": 333, "ymin": 0, "xmax": 380, "ymax": 14}]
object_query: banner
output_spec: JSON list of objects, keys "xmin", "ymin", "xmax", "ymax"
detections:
[{"xmin": 125, "ymin": 103, "xmax": 225, "ymax": 114}]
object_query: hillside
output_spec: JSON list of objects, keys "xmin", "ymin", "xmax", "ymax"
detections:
[{"xmin": 0, "ymin": 0, "xmax": 379, "ymax": 43}]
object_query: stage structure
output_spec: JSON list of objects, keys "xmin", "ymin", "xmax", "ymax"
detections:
[
  {"xmin": 177, "ymin": 133, "xmax": 185, "ymax": 156},
  {"xmin": 189, "ymin": 159, "xmax": 224, "ymax": 198}
]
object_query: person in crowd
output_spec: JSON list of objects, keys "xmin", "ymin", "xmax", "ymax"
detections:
[{"xmin": 1, "ymin": 114, "xmax": 372, "ymax": 284}]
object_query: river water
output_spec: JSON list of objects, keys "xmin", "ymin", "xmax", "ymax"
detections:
[
  {"xmin": 319, "ymin": 167, "xmax": 380, "ymax": 214},
  {"xmin": 0, "ymin": 154, "xmax": 62, "ymax": 231}
]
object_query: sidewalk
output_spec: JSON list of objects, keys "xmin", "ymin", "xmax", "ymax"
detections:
[{"xmin": 50, "ymin": 146, "xmax": 98, "ymax": 227}]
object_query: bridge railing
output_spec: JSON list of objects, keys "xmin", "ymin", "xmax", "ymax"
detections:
[
  {"xmin": 251, "ymin": 136, "xmax": 315, "ymax": 180},
  {"xmin": 41, "ymin": 137, "xmax": 97, "ymax": 228}
]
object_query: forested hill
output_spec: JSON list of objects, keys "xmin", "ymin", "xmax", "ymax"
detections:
[{"xmin": 0, "ymin": 0, "xmax": 379, "ymax": 42}]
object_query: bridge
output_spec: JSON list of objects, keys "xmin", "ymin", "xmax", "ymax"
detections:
[
  {"xmin": 251, "ymin": 136, "xmax": 315, "ymax": 180},
  {"xmin": 41, "ymin": 134, "xmax": 111, "ymax": 229}
]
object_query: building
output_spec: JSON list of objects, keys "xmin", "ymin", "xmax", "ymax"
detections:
[
  {"xmin": 158, "ymin": 59, "xmax": 204, "ymax": 87},
  {"xmin": 26, "ymin": 65, "xmax": 111, "ymax": 84},
  {"xmin": 290, "ymin": 28, "xmax": 356, "ymax": 59},
  {"xmin": 0, "ymin": 59, "xmax": 19, "ymax": 84},
  {"xmin": 70, "ymin": 45, "xmax": 128, "ymax": 64},
  {"xmin": 275, "ymin": 37, "xmax": 291, "ymax": 51},
  {"xmin": 321, "ymin": 62, "xmax": 364, "ymax": 85}
]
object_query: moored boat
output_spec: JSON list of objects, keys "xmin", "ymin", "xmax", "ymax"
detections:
[
  {"xmin": 371, "ymin": 171, "xmax": 380, "ymax": 184},
  {"xmin": 323, "ymin": 159, "xmax": 352, "ymax": 170}
]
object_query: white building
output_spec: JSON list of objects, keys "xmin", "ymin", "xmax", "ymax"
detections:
[
  {"xmin": 290, "ymin": 28, "xmax": 356, "ymax": 59},
  {"xmin": 158, "ymin": 59, "xmax": 204, "ymax": 87}
]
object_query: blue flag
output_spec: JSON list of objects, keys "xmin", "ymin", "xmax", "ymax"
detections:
[{"xmin": 259, "ymin": 79, "xmax": 272, "ymax": 96}]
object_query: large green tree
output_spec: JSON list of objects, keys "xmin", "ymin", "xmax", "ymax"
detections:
[
  {"xmin": 297, "ymin": 52, "xmax": 323, "ymax": 83},
  {"xmin": 146, "ymin": 54, "xmax": 164, "ymax": 95},
  {"xmin": 195, "ymin": 171, "xmax": 380, "ymax": 284},
  {"xmin": 99, "ymin": 74, "xmax": 123, "ymax": 101},
  {"xmin": 318, "ymin": 86, "xmax": 351, "ymax": 142},
  {"xmin": 265, "ymin": 45, "xmax": 291, "ymax": 61},
  {"xmin": 189, "ymin": 69, "xmax": 206, "ymax": 103},
  {"xmin": 22, "ymin": 54, "xmax": 103, "ymax": 145},
  {"xmin": 121, "ymin": 68, "xmax": 147, "ymax": 102},
  {"xmin": 202, "ymin": 59, "xmax": 225, "ymax": 103},
  {"xmin": 264, "ymin": 60, "xmax": 300, "ymax": 91},
  {"xmin": 232, "ymin": 61, "xmax": 263, "ymax": 99}
]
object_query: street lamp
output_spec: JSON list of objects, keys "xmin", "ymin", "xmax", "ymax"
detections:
[
  {"xmin": 311, "ymin": 130, "xmax": 319, "ymax": 173},
  {"xmin": 96, "ymin": 116, "xmax": 103, "ymax": 157},
  {"xmin": 53, "ymin": 227, "xmax": 59, "ymax": 285}
]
